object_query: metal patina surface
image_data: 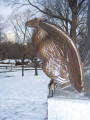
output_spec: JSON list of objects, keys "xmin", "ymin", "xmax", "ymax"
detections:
[{"xmin": 26, "ymin": 18, "xmax": 85, "ymax": 96}]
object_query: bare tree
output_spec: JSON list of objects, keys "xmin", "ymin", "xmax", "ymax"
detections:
[
  {"xmin": 0, "ymin": 16, "xmax": 4, "ymax": 43},
  {"xmin": 4, "ymin": 0, "xmax": 88, "ymax": 49},
  {"xmin": 0, "ymin": 42, "xmax": 16, "ymax": 60},
  {"xmin": 82, "ymin": 0, "xmax": 90, "ymax": 67},
  {"xmin": 9, "ymin": 10, "xmax": 33, "ymax": 43},
  {"xmin": 30, "ymin": 0, "xmax": 87, "ymax": 42},
  {"xmin": 26, "ymin": 41, "xmax": 38, "ymax": 75},
  {"xmin": 4, "ymin": 0, "xmax": 88, "ymax": 64},
  {"xmin": 7, "ymin": 9, "xmax": 34, "ymax": 76}
]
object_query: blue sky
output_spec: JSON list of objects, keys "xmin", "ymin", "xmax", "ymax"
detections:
[
  {"xmin": 0, "ymin": 0, "xmax": 40, "ymax": 18},
  {"xmin": 0, "ymin": 0, "xmax": 42, "ymax": 33},
  {"xmin": 0, "ymin": 0, "xmax": 13, "ymax": 18}
]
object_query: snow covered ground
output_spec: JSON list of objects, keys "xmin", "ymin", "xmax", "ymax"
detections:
[
  {"xmin": 0, "ymin": 68, "xmax": 50, "ymax": 120},
  {"xmin": 0, "ymin": 65, "xmax": 90, "ymax": 120}
]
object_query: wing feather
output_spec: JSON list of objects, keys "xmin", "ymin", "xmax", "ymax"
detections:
[{"xmin": 40, "ymin": 21, "xmax": 85, "ymax": 92}]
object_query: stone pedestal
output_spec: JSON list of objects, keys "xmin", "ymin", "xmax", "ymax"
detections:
[
  {"xmin": 48, "ymin": 96, "xmax": 90, "ymax": 120},
  {"xmin": 48, "ymin": 74, "xmax": 90, "ymax": 120}
]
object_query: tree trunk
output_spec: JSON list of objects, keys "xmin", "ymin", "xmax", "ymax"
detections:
[
  {"xmin": 82, "ymin": 0, "xmax": 90, "ymax": 63},
  {"xmin": 34, "ymin": 58, "xmax": 38, "ymax": 76},
  {"xmin": 22, "ymin": 58, "xmax": 24, "ymax": 76},
  {"xmin": 70, "ymin": 8, "xmax": 77, "ymax": 43}
]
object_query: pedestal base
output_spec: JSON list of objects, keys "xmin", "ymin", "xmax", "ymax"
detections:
[{"xmin": 48, "ymin": 96, "xmax": 90, "ymax": 120}]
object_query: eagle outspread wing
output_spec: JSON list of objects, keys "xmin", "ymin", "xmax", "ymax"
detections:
[{"xmin": 39, "ymin": 21, "xmax": 85, "ymax": 92}]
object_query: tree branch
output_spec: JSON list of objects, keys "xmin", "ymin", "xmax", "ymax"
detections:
[
  {"xmin": 68, "ymin": 0, "xmax": 73, "ymax": 11},
  {"xmin": 78, "ymin": 0, "xmax": 85, "ymax": 10},
  {"xmin": 27, "ymin": 0, "xmax": 72, "ymax": 24},
  {"xmin": 11, "ymin": 21, "xmax": 20, "ymax": 41}
]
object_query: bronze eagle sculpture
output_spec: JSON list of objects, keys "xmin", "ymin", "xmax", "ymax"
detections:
[{"xmin": 26, "ymin": 18, "xmax": 85, "ymax": 96}]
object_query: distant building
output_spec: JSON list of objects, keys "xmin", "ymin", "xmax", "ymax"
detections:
[{"xmin": 5, "ymin": 30, "xmax": 16, "ymax": 43}]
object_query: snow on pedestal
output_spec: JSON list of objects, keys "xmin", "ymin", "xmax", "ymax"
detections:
[
  {"xmin": 48, "ymin": 96, "xmax": 90, "ymax": 120},
  {"xmin": 48, "ymin": 74, "xmax": 90, "ymax": 120}
]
